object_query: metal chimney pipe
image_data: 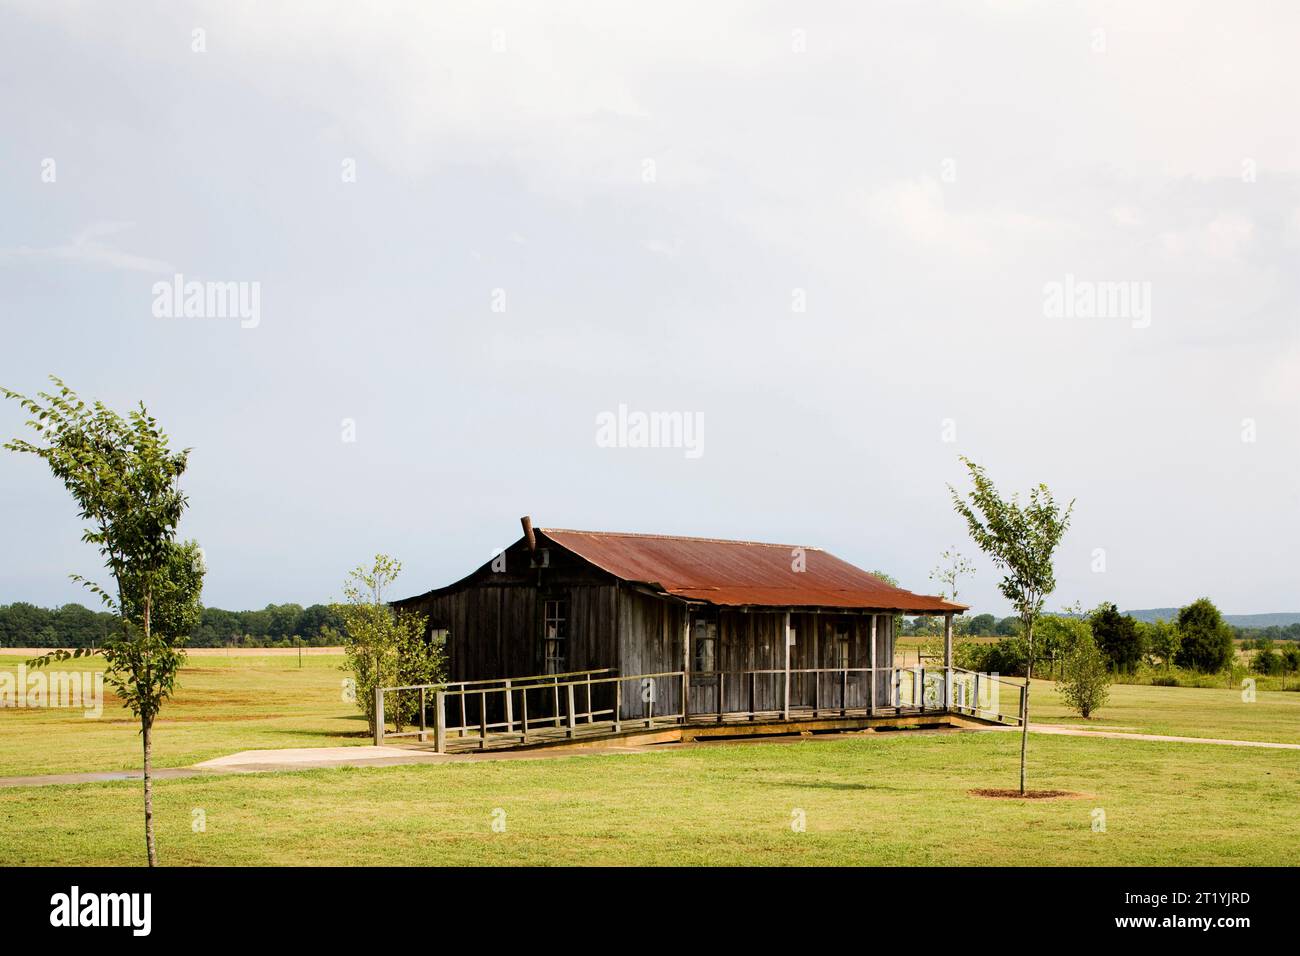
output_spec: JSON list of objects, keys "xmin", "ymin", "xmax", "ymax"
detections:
[{"xmin": 520, "ymin": 515, "xmax": 536, "ymax": 553}]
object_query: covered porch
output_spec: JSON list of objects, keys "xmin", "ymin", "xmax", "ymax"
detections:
[{"xmin": 374, "ymin": 654, "xmax": 1025, "ymax": 755}]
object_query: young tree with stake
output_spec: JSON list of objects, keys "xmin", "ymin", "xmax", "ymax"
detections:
[
  {"xmin": 949, "ymin": 457, "xmax": 1073, "ymax": 795},
  {"xmin": 2, "ymin": 377, "xmax": 203, "ymax": 866}
]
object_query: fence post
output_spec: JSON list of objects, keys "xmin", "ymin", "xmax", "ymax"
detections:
[
  {"xmin": 520, "ymin": 687, "xmax": 529, "ymax": 743},
  {"xmin": 373, "ymin": 687, "xmax": 384, "ymax": 746},
  {"xmin": 748, "ymin": 672, "xmax": 756, "ymax": 720},
  {"xmin": 566, "ymin": 683, "xmax": 577, "ymax": 738},
  {"xmin": 613, "ymin": 679, "xmax": 622, "ymax": 732},
  {"xmin": 841, "ymin": 669, "xmax": 848, "ymax": 717},
  {"xmin": 974, "ymin": 673, "xmax": 981, "ymax": 716},
  {"xmin": 434, "ymin": 690, "xmax": 446, "ymax": 753},
  {"xmin": 504, "ymin": 679, "xmax": 514, "ymax": 734},
  {"xmin": 717, "ymin": 672, "xmax": 725, "ymax": 723},
  {"xmin": 479, "ymin": 691, "xmax": 488, "ymax": 749},
  {"xmin": 418, "ymin": 686, "xmax": 427, "ymax": 742}
]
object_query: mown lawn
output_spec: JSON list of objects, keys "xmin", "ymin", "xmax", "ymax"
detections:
[
  {"xmin": 0, "ymin": 652, "xmax": 365, "ymax": 776},
  {"xmin": 1029, "ymin": 679, "xmax": 1300, "ymax": 744},
  {"xmin": 0, "ymin": 730, "xmax": 1296, "ymax": 866},
  {"xmin": 2, "ymin": 653, "xmax": 1298, "ymax": 778}
]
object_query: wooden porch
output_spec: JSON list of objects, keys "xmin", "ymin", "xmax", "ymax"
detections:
[{"xmin": 375, "ymin": 665, "xmax": 1025, "ymax": 755}]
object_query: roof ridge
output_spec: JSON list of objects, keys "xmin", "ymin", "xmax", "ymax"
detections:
[{"xmin": 540, "ymin": 527, "xmax": 824, "ymax": 551}]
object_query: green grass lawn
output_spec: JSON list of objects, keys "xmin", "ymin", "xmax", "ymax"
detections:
[
  {"xmin": 0, "ymin": 652, "xmax": 366, "ymax": 776},
  {"xmin": 1, "ymin": 730, "xmax": 1296, "ymax": 866},
  {"xmin": 3, "ymin": 651, "xmax": 1298, "ymax": 866},
  {"xmin": 1029, "ymin": 679, "xmax": 1300, "ymax": 744},
  {"xmin": 2, "ymin": 653, "xmax": 1298, "ymax": 778}
]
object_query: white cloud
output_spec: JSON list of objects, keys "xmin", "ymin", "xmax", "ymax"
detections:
[
  {"xmin": 0, "ymin": 221, "xmax": 173, "ymax": 274},
  {"xmin": 641, "ymin": 239, "xmax": 680, "ymax": 258},
  {"xmin": 1159, "ymin": 213, "xmax": 1254, "ymax": 263},
  {"xmin": 1110, "ymin": 206, "xmax": 1144, "ymax": 228},
  {"xmin": 858, "ymin": 176, "xmax": 1077, "ymax": 265}
]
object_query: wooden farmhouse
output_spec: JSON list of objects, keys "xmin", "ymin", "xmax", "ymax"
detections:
[{"xmin": 387, "ymin": 518, "xmax": 990, "ymax": 750}]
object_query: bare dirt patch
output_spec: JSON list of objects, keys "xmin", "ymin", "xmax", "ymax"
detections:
[{"xmin": 968, "ymin": 788, "xmax": 1086, "ymax": 800}]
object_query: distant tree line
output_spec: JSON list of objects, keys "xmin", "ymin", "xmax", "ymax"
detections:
[
  {"xmin": 904, "ymin": 609, "xmax": 1300, "ymax": 644},
  {"xmin": 1238, "ymin": 623, "xmax": 1300, "ymax": 644},
  {"xmin": 901, "ymin": 613, "xmax": 1022, "ymax": 637},
  {"xmin": 0, "ymin": 601, "xmax": 345, "ymax": 648},
  {"xmin": 917, "ymin": 596, "xmax": 1298, "ymax": 682}
]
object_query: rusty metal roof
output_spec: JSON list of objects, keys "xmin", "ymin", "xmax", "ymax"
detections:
[{"xmin": 539, "ymin": 528, "xmax": 964, "ymax": 614}]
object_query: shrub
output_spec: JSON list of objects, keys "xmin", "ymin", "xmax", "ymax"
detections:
[
  {"xmin": 953, "ymin": 639, "xmax": 993, "ymax": 672},
  {"xmin": 1251, "ymin": 648, "xmax": 1281, "ymax": 676},
  {"xmin": 1058, "ymin": 633, "xmax": 1110, "ymax": 718},
  {"xmin": 1089, "ymin": 602, "xmax": 1145, "ymax": 673},
  {"xmin": 1143, "ymin": 619, "xmax": 1180, "ymax": 668},
  {"xmin": 1173, "ymin": 598, "xmax": 1235, "ymax": 672},
  {"xmin": 1034, "ymin": 614, "xmax": 1091, "ymax": 677},
  {"xmin": 982, "ymin": 636, "xmax": 1028, "ymax": 676}
]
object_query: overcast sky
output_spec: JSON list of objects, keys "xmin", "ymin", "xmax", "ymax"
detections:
[{"xmin": 2, "ymin": 1, "xmax": 1298, "ymax": 617}]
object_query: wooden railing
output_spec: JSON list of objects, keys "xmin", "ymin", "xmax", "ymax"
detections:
[
  {"xmin": 375, "ymin": 664, "xmax": 1023, "ymax": 750},
  {"xmin": 374, "ymin": 667, "xmax": 615, "ymax": 745},
  {"xmin": 947, "ymin": 666, "xmax": 1025, "ymax": 725},
  {"xmin": 377, "ymin": 669, "xmax": 690, "ymax": 750}
]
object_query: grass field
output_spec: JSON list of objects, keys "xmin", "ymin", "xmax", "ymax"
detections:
[
  {"xmin": 3, "ymin": 652, "xmax": 1299, "ymax": 777},
  {"xmin": 0, "ymin": 651, "xmax": 365, "ymax": 776},
  {"xmin": 1, "ymin": 651, "xmax": 1297, "ymax": 866},
  {"xmin": 1029, "ymin": 679, "xmax": 1300, "ymax": 743},
  {"xmin": 1, "ymin": 730, "xmax": 1296, "ymax": 866}
]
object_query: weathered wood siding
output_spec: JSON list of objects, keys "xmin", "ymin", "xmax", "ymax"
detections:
[
  {"xmin": 398, "ymin": 538, "xmax": 621, "ymax": 723},
  {"xmin": 615, "ymin": 586, "xmax": 687, "ymax": 718},
  {"xmin": 683, "ymin": 610, "xmax": 894, "ymax": 716},
  {"xmin": 402, "ymin": 539, "xmax": 618, "ymax": 682}
]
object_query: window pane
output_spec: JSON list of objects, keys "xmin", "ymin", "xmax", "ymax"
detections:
[{"xmin": 542, "ymin": 599, "xmax": 568, "ymax": 673}]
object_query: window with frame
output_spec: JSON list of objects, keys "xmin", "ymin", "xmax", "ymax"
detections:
[
  {"xmin": 542, "ymin": 599, "xmax": 568, "ymax": 674},
  {"xmin": 691, "ymin": 614, "xmax": 718, "ymax": 673},
  {"xmin": 834, "ymin": 622, "xmax": 851, "ymax": 671}
]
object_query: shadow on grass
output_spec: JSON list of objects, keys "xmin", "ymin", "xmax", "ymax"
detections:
[
  {"xmin": 749, "ymin": 779, "xmax": 883, "ymax": 792},
  {"xmin": 262, "ymin": 727, "xmax": 372, "ymax": 739}
]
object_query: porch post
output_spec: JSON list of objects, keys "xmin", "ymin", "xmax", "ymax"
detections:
[
  {"xmin": 943, "ymin": 612, "xmax": 954, "ymax": 710},
  {"xmin": 783, "ymin": 610, "xmax": 791, "ymax": 720},
  {"xmin": 682, "ymin": 610, "xmax": 691, "ymax": 721},
  {"xmin": 868, "ymin": 614, "xmax": 878, "ymax": 716},
  {"xmin": 434, "ymin": 691, "xmax": 446, "ymax": 753}
]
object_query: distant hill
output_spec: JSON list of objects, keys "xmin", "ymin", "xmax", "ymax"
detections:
[{"xmin": 1124, "ymin": 608, "xmax": 1300, "ymax": 629}]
